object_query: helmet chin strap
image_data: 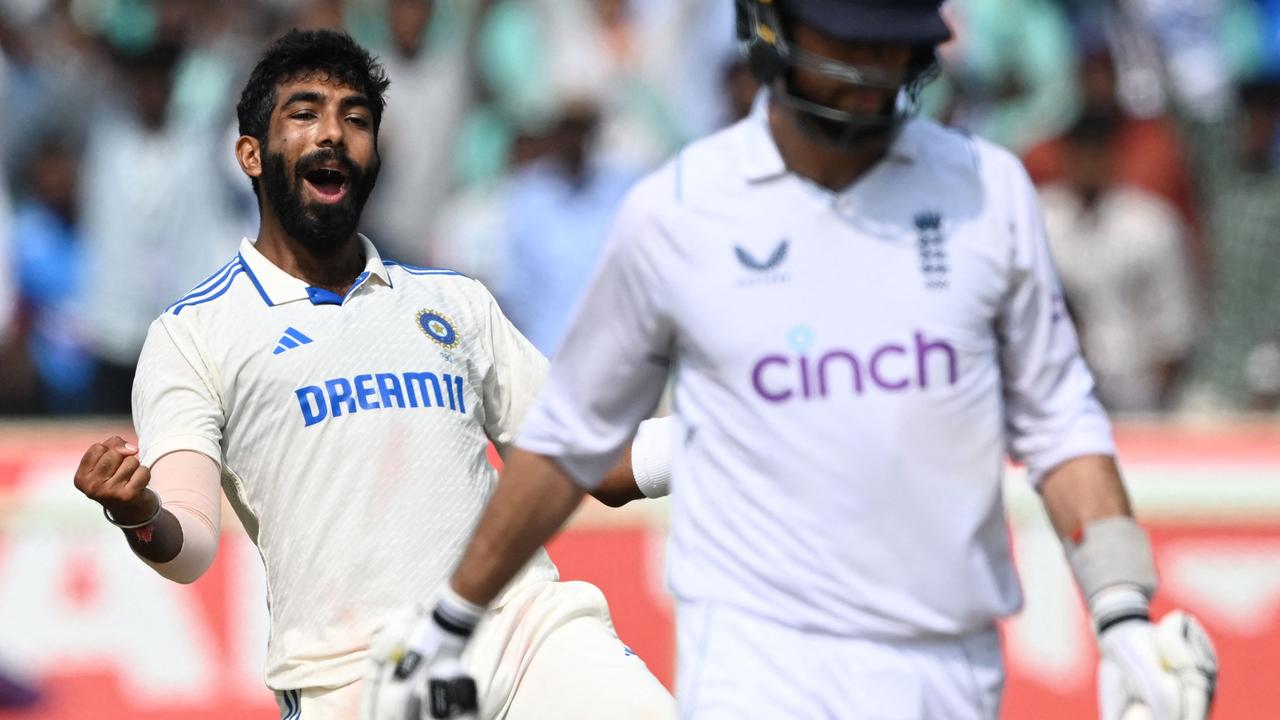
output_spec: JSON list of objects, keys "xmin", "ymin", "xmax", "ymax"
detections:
[{"xmin": 771, "ymin": 80, "xmax": 909, "ymax": 150}]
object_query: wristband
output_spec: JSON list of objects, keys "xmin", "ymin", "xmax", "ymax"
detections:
[
  {"xmin": 1091, "ymin": 585, "xmax": 1151, "ymax": 635},
  {"xmin": 1066, "ymin": 516, "xmax": 1158, "ymax": 603},
  {"xmin": 104, "ymin": 501, "xmax": 162, "ymax": 530},
  {"xmin": 432, "ymin": 586, "xmax": 486, "ymax": 639}
]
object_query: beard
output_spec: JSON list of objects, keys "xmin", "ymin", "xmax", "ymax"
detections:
[
  {"xmin": 261, "ymin": 144, "xmax": 379, "ymax": 254},
  {"xmin": 778, "ymin": 76, "xmax": 902, "ymax": 150}
]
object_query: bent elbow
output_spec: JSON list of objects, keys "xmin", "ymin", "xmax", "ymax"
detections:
[{"xmin": 591, "ymin": 487, "xmax": 641, "ymax": 508}]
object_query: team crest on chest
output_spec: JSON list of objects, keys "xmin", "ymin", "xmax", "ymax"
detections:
[
  {"xmin": 417, "ymin": 309, "xmax": 459, "ymax": 348},
  {"xmin": 914, "ymin": 212, "xmax": 948, "ymax": 290}
]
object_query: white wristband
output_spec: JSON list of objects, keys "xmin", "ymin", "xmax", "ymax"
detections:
[
  {"xmin": 631, "ymin": 417, "xmax": 674, "ymax": 499},
  {"xmin": 1066, "ymin": 516, "xmax": 1158, "ymax": 603},
  {"xmin": 433, "ymin": 586, "xmax": 486, "ymax": 639}
]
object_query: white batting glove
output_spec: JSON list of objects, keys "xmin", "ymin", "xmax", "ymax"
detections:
[
  {"xmin": 1097, "ymin": 600, "xmax": 1218, "ymax": 720},
  {"xmin": 362, "ymin": 595, "xmax": 484, "ymax": 720}
]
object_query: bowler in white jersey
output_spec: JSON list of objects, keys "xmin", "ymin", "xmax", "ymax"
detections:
[
  {"xmin": 375, "ymin": 2, "xmax": 1219, "ymax": 720},
  {"xmin": 70, "ymin": 29, "xmax": 674, "ymax": 720}
]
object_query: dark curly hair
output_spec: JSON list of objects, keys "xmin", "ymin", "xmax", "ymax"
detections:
[{"xmin": 236, "ymin": 29, "xmax": 390, "ymax": 195}]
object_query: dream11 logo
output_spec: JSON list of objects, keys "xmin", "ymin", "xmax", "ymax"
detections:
[{"xmin": 751, "ymin": 326, "xmax": 959, "ymax": 403}]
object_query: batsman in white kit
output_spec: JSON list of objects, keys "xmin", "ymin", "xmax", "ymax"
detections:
[
  {"xmin": 370, "ymin": 1, "xmax": 1221, "ymax": 719},
  {"xmin": 69, "ymin": 29, "xmax": 676, "ymax": 720}
]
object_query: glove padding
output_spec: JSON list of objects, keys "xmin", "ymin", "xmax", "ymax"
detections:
[
  {"xmin": 362, "ymin": 606, "xmax": 479, "ymax": 720},
  {"xmin": 1098, "ymin": 610, "xmax": 1218, "ymax": 720}
]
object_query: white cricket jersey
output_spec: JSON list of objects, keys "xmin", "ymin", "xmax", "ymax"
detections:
[
  {"xmin": 518, "ymin": 95, "xmax": 1114, "ymax": 640},
  {"xmin": 132, "ymin": 235, "xmax": 557, "ymax": 690}
]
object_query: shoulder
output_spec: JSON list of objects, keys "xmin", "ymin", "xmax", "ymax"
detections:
[
  {"xmin": 380, "ymin": 258, "xmax": 470, "ymax": 283},
  {"xmin": 907, "ymin": 118, "xmax": 1030, "ymax": 189},
  {"xmin": 602, "ymin": 124, "xmax": 742, "ymax": 234},
  {"xmin": 380, "ymin": 259, "xmax": 494, "ymax": 301},
  {"xmin": 600, "ymin": 119, "xmax": 747, "ymax": 223},
  {"xmin": 164, "ymin": 254, "xmax": 254, "ymax": 319},
  {"xmin": 380, "ymin": 258, "xmax": 500, "ymax": 318},
  {"xmin": 660, "ymin": 122, "xmax": 750, "ymax": 208}
]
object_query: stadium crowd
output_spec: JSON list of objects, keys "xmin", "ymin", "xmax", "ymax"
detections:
[{"xmin": 0, "ymin": 0, "xmax": 1276, "ymax": 422}]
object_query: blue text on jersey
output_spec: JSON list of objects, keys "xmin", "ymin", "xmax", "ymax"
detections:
[{"xmin": 295, "ymin": 370, "xmax": 467, "ymax": 427}]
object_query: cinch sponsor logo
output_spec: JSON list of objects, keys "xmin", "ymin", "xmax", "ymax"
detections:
[
  {"xmin": 751, "ymin": 327, "xmax": 957, "ymax": 403},
  {"xmin": 294, "ymin": 370, "xmax": 467, "ymax": 427}
]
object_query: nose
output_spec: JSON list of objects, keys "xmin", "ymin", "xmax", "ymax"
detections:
[{"xmin": 316, "ymin": 109, "xmax": 345, "ymax": 148}]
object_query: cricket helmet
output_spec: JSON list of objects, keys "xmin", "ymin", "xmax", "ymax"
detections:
[{"xmin": 735, "ymin": 0, "xmax": 950, "ymax": 146}]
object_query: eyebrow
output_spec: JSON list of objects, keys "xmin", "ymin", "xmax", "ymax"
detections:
[
  {"xmin": 281, "ymin": 90, "xmax": 325, "ymax": 109},
  {"xmin": 280, "ymin": 90, "xmax": 371, "ymax": 112},
  {"xmin": 340, "ymin": 95, "xmax": 371, "ymax": 112}
]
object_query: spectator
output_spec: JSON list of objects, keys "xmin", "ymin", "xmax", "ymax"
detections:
[
  {"xmin": 11, "ymin": 136, "xmax": 92, "ymax": 414},
  {"xmin": 364, "ymin": 0, "xmax": 491, "ymax": 264},
  {"xmin": 77, "ymin": 41, "xmax": 239, "ymax": 414},
  {"xmin": 928, "ymin": 0, "xmax": 1080, "ymax": 151},
  {"xmin": 643, "ymin": 0, "xmax": 741, "ymax": 138},
  {"xmin": 0, "ymin": 4, "xmax": 108, "ymax": 179},
  {"xmin": 1023, "ymin": 46, "xmax": 1198, "ymax": 230},
  {"xmin": 493, "ymin": 101, "xmax": 640, "ymax": 356},
  {"xmin": 478, "ymin": 0, "xmax": 682, "ymax": 171},
  {"xmin": 1179, "ymin": 77, "xmax": 1280, "ymax": 410},
  {"xmin": 1039, "ymin": 110, "xmax": 1197, "ymax": 412}
]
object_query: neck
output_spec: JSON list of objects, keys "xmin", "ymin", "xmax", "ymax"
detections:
[
  {"xmin": 254, "ymin": 206, "xmax": 365, "ymax": 294},
  {"xmin": 768, "ymin": 99, "xmax": 893, "ymax": 192}
]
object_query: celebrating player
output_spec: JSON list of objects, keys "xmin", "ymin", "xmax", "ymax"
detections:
[
  {"xmin": 70, "ymin": 29, "xmax": 674, "ymax": 720},
  {"xmin": 374, "ymin": 1, "xmax": 1219, "ymax": 718}
]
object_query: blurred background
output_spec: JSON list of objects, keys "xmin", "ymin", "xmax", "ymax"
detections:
[{"xmin": 0, "ymin": 0, "xmax": 1276, "ymax": 717}]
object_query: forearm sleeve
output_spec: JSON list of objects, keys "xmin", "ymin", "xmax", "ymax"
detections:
[{"xmin": 140, "ymin": 450, "xmax": 222, "ymax": 584}]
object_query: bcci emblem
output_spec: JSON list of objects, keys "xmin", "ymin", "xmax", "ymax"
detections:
[{"xmin": 417, "ymin": 309, "xmax": 459, "ymax": 348}]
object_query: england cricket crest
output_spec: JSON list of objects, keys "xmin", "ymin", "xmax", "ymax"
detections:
[{"xmin": 914, "ymin": 212, "xmax": 948, "ymax": 290}]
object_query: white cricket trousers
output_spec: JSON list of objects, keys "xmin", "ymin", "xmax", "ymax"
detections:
[
  {"xmin": 275, "ymin": 580, "xmax": 674, "ymax": 719},
  {"xmin": 676, "ymin": 602, "xmax": 1004, "ymax": 719}
]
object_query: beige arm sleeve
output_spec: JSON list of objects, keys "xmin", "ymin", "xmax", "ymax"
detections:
[{"xmin": 140, "ymin": 450, "xmax": 222, "ymax": 584}]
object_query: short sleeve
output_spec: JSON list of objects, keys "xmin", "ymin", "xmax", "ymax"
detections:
[
  {"xmin": 478, "ymin": 280, "xmax": 550, "ymax": 452},
  {"xmin": 132, "ymin": 316, "xmax": 225, "ymax": 468},
  {"xmin": 515, "ymin": 186, "xmax": 675, "ymax": 489},
  {"xmin": 996, "ymin": 157, "xmax": 1114, "ymax": 485}
]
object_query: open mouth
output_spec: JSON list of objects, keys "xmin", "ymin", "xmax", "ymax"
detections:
[{"xmin": 302, "ymin": 167, "xmax": 349, "ymax": 203}]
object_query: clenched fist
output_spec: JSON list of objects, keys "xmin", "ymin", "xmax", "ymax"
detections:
[{"xmin": 73, "ymin": 436, "xmax": 158, "ymax": 526}]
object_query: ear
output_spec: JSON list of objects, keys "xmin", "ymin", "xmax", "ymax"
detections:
[{"xmin": 236, "ymin": 135, "xmax": 263, "ymax": 180}]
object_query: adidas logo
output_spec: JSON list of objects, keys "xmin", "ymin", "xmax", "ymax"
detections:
[{"xmin": 273, "ymin": 327, "xmax": 314, "ymax": 355}]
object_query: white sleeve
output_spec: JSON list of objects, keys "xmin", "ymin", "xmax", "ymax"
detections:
[
  {"xmin": 132, "ymin": 316, "xmax": 225, "ymax": 468},
  {"xmin": 516, "ymin": 188, "xmax": 675, "ymax": 489},
  {"xmin": 479, "ymin": 280, "xmax": 551, "ymax": 453},
  {"xmin": 141, "ymin": 450, "xmax": 222, "ymax": 584},
  {"xmin": 996, "ymin": 158, "xmax": 1114, "ymax": 485}
]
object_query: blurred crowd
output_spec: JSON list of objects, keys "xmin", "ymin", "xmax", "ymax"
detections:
[{"xmin": 0, "ymin": 0, "xmax": 1276, "ymax": 426}]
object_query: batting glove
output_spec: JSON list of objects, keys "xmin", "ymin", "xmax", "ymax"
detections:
[
  {"xmin": 1096, "ymin": 590, "xmax": 1218, "ymax": 720},
  {"xmin": 362, "ymin": 592, "xmax": 484, "ymax": 720}
]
